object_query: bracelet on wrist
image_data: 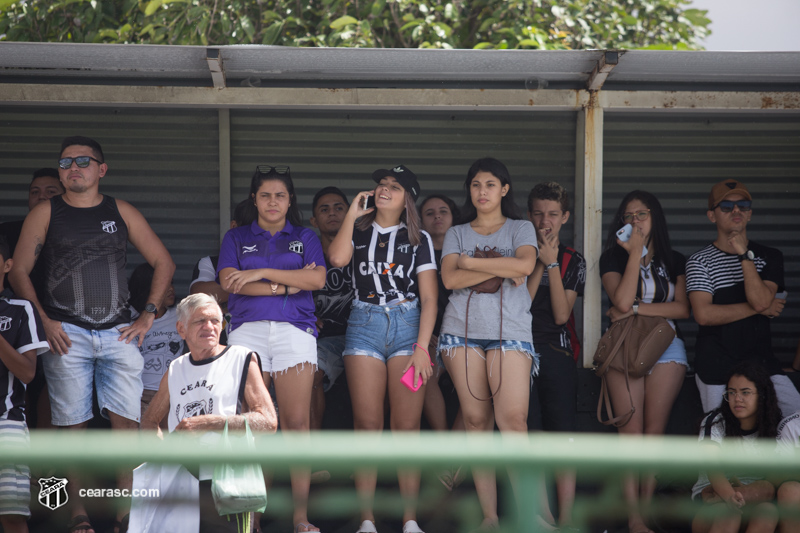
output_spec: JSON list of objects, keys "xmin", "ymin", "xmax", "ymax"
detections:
[
  {"xmin": 412, "ymin": 343, "xmax": 434, "ymax": 366},
  {"xmin": 545, "ymin": 262, "xmax": 560, "ymax": 270}
]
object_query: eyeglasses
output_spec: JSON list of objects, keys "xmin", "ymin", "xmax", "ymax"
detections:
[
  {"xmin": 723, "ymin": 389, "xmax": 757, "ymax": 402},
  {"xmin": 714, "ymin": 200, "xmax": 752, "ymax": 213},
  {"xmin": 58, "ymin": 156, "xmax": 103, "ymax": 169},
  {"xmin": 256, "ymin": 165, "xmax": 290, "ymax": 175},
  {"xmin": 622, "ymin": 210, "xmax": 651, "ymax": 223}
]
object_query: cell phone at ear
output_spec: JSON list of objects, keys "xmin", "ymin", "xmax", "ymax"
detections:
[
  {"xmin": 616, "ymin": 224, "xmax": 633, "ymax": 242},
  {"xmin": 364, "ymin": 195, "xmax": 375, "ymax": 211},
  {"xmin": 775, "ymin": 291, "xmax": 788, "ymax": 299}
]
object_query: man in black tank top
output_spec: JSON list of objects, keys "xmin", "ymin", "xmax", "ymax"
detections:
[{"xmin": 9, "ymin": 136, "xmax": 176, "ymax": 532}]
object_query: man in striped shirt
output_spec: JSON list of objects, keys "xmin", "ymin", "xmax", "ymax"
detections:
[{"xmin": 686, "ymin": 179, "xmax": 798, "ymax": 415}]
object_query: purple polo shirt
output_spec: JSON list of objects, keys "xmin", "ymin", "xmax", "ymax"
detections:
[{"xmin": 217, "ymin": 220, "xmax": 326, "ymax": 336}]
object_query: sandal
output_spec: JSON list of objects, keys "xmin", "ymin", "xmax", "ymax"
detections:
[
  {"xmin": 295, "ymin": 523, "xmax": 320, "ymax": 532},
  {"xmin": 66, "ymin": 514, "xmax": 95, "ymax": 533},
  {"xmin": 110, "ymin": 513, "xmax": 129, "ymax": 533}
]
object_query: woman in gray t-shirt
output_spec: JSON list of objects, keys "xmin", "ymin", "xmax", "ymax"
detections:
[{"xmin": 439, "ymin": 157, "xmax": 538, "ymax": 531}]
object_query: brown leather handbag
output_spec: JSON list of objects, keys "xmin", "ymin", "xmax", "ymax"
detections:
[
  {"xmin": 465, "ymin": 246, "xmax": 504, "ymax": 401},
  {"xmin": 593, "ymin": 314, "xmax": 675, "ymax": 426}
]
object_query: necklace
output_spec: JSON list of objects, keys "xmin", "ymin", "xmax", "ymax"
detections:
[{"xmin": 377, "ymin": 232, "xmax": 388, "ymax": 248}]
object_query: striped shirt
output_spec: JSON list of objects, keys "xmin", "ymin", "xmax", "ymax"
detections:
[
  {"xmin": 0, "ymin": 290, "xmax": 49, "ymax": 422},
  {"xmin": 686, "ymin": 241, "xmax": 784, "ymax": 384},
  {"xmin": 351, "ymin": 222, "xmax": 436, "ymax": 306}
]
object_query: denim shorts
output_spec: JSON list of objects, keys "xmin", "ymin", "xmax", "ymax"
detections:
[
  {"xmin": 42, "ymin": 321, "xmax": 144, "ymax": 426},
  {"xmin": 228, "ymin": 320, "xmax": 317, "ymax": 375},
  {"xmin": 438, "ymin": 333, "xmax": 539, "ymax": 376},
  {"xmin": 652, "ymin": 336, "xmax": 688, "ymax": 371},
  {"xmin": 343, "ymin": 299, "xmax": 420, "ymax": 362},
  {"xmin": 317, "ymin": 335, "xmax": 346, "ymax": 391}
]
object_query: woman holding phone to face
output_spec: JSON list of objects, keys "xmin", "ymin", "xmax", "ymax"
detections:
[
  {"xmin": 599, "ymin": 191, "xmax": 690, "ymax": 533},
  {"xmin": 218, "ymin": 165, "xmax": 327, "ymax": 533},
  {"xmin": 328, "ymin": 165, "xmax": 437, "ymax": 533},
  {"xmin": 439, "ymin": 157, "xmax": 539, "ymax": 532}
]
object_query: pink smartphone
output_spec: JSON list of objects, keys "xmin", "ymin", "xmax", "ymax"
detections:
[
  {"xmin": 401, "ymin": 366, "xmax": 423, "ymax": 392},
  {"xmin": 401, "ymin": 345, "xmax": 434, "ymax": 392}
]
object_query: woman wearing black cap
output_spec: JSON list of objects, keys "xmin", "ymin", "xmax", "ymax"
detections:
[{"xmin": 328, "ymin": 165, "xmax": 438, "ymax": 533}]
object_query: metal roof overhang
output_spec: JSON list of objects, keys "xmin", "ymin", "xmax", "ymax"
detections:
[{"xmin": 1, "ymin": 42, "xmax": 799, "ymax": 112}]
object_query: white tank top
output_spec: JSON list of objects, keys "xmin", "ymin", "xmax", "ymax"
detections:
[{"xmin": 167, "ymin": 345, "xmax": 256, "ymax": 433}]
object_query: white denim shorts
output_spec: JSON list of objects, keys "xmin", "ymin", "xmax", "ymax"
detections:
[{"xmin": 228, "ymin": 320, "xmax": 317, "ymax": 375}]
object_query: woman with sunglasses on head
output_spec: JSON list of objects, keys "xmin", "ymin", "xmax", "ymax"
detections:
[
  {"xmin": 439, "ymin": 158, "xmax": 539, "ymax": 532},
  {"xmin": 218, "ymin": 165, "xmax": 327, "ymax": 533},
  {"xmin": 692, "ymin": 361, "xmax": 780, "ymax": 533},
  {"xmin": 599, "ymin": 191, "xmax": 691, "ymax": 533},
  {"xmin": 328, "ymin": 165, "xmax": 437, "ymax": 533}
]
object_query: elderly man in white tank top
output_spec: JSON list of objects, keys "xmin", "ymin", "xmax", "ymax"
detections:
[{"xmin": 140, "ymin": 294, "xmax": 277, "ymax": 533}]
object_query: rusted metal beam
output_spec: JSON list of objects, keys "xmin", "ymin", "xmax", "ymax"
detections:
[
  {"xmin": 586, "ymin": 51, "xmax": 620, "ymax": 92},
  {"xmin": 0, "ymin": 85, "xmax": 586, "ymax": 109},
  {"xmin": 2, "ymin": 84, "xmax": 797, "ymax": 111},
  {"xmin": 575, "ymin": 96, "xmax": 604, "ymax": 368},
  {"xmin": 206, "ymin": 48, "xmax": 227, "ymax": 89},
  {"xmin": 601, "ymin": 90, "xmax": 800, "ymax": 110}
]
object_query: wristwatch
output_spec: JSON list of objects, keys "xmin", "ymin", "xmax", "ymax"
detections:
[
  {"xmin": 270, "ymin": 282, "xmax": 278, "ymax": 295},
  {"xmin": 632, "ymin": 302, "xmax": 639, "ymax": 316},
  {"xmin": 738, "ymin": 250, "xmax": 755, "ymax": 262},
  {"xmin": 144, "ymin": 303, "xmax": 157, "ymax": 314}
]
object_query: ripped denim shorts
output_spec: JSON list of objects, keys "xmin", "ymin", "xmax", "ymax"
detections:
[{"xmin": 437, "ymin": 333, "xmax": 539, "ymax": 376}]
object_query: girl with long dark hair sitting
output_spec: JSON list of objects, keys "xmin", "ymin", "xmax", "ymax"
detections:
[{"xmin": 692, "ymin": 361, "xmax": 781, "ymax": 533}]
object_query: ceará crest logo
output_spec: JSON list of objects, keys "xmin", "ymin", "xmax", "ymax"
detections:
[{"xmin": 38, "ymin": 476, "xmax": 69, "ymax": 510}]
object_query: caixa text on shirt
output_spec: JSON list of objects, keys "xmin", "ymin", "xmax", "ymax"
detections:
[
  {"xmin": 180, "ymin": 379, "xmax": 214, "ymax": 395},
  {"xmin": 359, "ymin": 262, "xmax": 408, "ymax": 277}
]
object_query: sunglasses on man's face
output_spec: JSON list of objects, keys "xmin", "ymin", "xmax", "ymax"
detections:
[
  {"xmin": 715, "ymin": 200, "xmax": 752, "ymax": 213},
  {"xmin": 58, "ymin": 156, "xmax": 103, "ymax": 169},
  {"xmin": 256, "ymin": 165, "xmax": 290, "ymax": 175}
]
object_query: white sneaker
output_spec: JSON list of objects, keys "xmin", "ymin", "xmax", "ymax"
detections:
[
  {"xmin": 356, "ymin": 519, "xmax": 377, "ymax": 533},
  {"xmin": 402, "ymin": 520, "xmax": 425, "ymax": 533}
]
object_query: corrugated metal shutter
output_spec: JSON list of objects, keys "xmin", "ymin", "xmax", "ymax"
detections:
[
  {"xmin": 604, "ymin": 112, "xmax": 800, "ymax": 364},
  {"xmin": 229, "ymin": 108, "xmax": 577, "ymax": 238},
  {"xmin": 0, "ymin": 106, "xmax": 219, "ymax": 299}
]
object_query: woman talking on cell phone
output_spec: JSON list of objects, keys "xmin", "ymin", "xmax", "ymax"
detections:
[
  {"xmin": 218, "ymin": 165, "xmax": 327, "ymax": 533},
  {"xmin": 328, "ymin": 165, "xmax": 437, "ymax": 533},
  {"xmin": 439, "ymin": 157, "xmax": 538, "ymax": 532},
  {"xmin": 599, "ymin": 190, "xmax": 690, "ymax": 533}
]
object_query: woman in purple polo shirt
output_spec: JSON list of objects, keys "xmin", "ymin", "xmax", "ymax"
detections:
[
  {"xmin": 328, "ymin": 165, "xmax": 438, "ymax": 533},
  {"xmin": 218, "ymin": 165, "xmax": 326, "ymax": 533}
]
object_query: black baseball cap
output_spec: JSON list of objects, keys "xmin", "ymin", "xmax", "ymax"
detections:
[{"xmin": 371, "ymin": 165, "xmax": 420, "ymax": 202}]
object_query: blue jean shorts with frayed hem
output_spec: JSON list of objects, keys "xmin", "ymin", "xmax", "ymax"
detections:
[
  {"xmin": 343, "ymin": 299, "xmax": 420, "ymax": 363},
  {"xmin": 437, "ymin": 333, "xmax": 539, "ymax": 376},
  {"xmin": 42, "ymin": 321, "xmax": 144, "ymax": 426}
]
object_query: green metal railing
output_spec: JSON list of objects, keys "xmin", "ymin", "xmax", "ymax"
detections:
[{"xmin": 5, "ymin": 431, "xmax": 800, "ymax": 532}]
